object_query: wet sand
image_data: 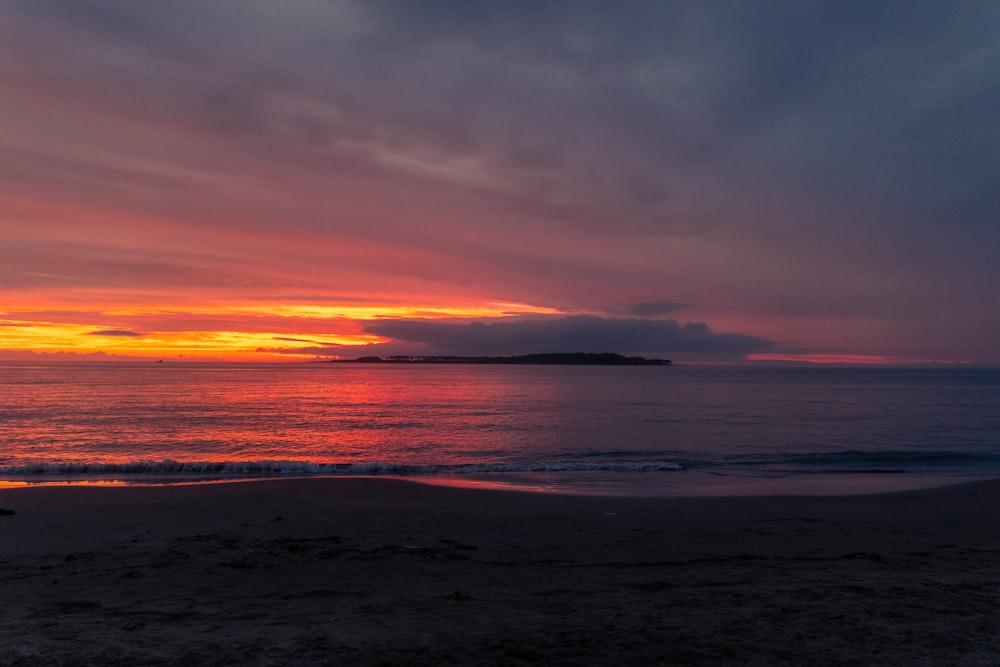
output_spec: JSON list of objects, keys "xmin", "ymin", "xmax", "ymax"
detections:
[{"xmin": 1, "ymin": 478, "xmax": 999, "ymax": 665}]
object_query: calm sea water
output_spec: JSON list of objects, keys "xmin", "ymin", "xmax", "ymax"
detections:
[{"xmin": 1, "ymin": 362, "xmax": 999, "ymax": 495}]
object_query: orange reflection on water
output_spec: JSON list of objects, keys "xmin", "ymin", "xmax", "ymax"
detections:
[
  {"xmin": 0, "ymin": 479, "xmax": 128, "ymax": 488},
  {"xmin": 411, "ymin": 475, "xmax": 565, "ymax": 494}
]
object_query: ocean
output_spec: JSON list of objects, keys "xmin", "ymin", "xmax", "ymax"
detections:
[{"xmin": 1, "ymin": 361, "xmax": 999, "ymax": 495}]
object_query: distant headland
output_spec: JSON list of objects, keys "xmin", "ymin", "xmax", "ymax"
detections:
[{"xmin": 330, "ymin": 352, "xmax": 671, "ymax": 366}]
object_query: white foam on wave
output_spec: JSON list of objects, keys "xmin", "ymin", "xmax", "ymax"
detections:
[{"xmin": 0, "ymin": 459, "xmax": 686, "ymax": 480}]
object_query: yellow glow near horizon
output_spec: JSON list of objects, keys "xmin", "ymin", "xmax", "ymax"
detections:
[
  {"xmin": 0, "ymin": 322, "xmax": 97, "ymax": 348},
  {"xmin": 0, "ymin": 299, "xmax": 565, "ymax": 361},
  {"xmin": 0, "ymin": 321, "xmax": 386, "ymax": 360}
]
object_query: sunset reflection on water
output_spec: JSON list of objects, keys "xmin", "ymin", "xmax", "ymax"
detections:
[
  {"xmin": 3, "ymin": 362, "xmax": 998, "ymax": 495},
  {"xmin": 1, "ymin": 362, "xmax": 588, "ymax": 470}
]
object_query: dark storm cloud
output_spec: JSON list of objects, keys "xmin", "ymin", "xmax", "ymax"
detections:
[{"xmin": 362, "ymin": 315, "xmax": 772, "ymax": 360}]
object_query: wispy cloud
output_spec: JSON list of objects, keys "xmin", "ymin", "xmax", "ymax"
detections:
[
  {"xmin": 85, "ymin": 329, "xmax": 144, "ymax": 337},
  {"xmin": 2, "ymin": 2, "xmax": 999, "ymax": 361}
]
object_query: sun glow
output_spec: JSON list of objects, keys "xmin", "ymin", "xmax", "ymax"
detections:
[{"xmin": 0, "ymin": 299, "xmax": 564, "ymax": 361}]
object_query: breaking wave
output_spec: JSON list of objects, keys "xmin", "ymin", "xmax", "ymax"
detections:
[
  {"xmin": 0, "ymin": 458, "xmax": 686, "ymax": 481},
  {"xmin": 717, "ymin": 449, "xmax": 1000, "ymax": 474}
]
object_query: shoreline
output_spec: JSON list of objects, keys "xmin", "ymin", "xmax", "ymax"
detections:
[
  {"xmin": 3, "ymin": 477, "xmax": 999, "ymax": 664},
  {"xmin": 0, "ymin": 468, "xmax": 993, "ymax": 497}
]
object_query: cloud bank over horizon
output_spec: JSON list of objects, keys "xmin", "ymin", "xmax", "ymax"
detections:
[
  {"xmin": 261, "ymin": 315, "xmax": 772, "ymax": 360},
  {"xmin": 362, "ymin": 316, "xmax": 771, "ymax": 360},
  {"xmin": 2, "ymin": 1, "xmax": 999, "ymax": 362}
]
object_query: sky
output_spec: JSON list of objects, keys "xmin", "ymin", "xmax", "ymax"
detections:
[{"xmin": 1, "ymin": 1, "xmax": 999, "ymax": 363}]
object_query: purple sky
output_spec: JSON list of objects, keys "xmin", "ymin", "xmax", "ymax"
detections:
[{"xmin": 1, "ymin": 1, "xmax": 999, "ymax": 362}]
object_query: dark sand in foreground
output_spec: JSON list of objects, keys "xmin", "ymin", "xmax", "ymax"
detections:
[{"xmin": 1, "ymin": 478, "xmax": 999, "ymax": 665}]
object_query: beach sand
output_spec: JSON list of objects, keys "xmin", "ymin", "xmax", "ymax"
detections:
[{"xmin": 1, "ymin": 478, "xmax": 998, "ymax": 665}]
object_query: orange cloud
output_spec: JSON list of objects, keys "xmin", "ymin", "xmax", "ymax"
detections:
[{"xmin": 0, "ymin": 299, "xmax": 564, "ymax": 361}]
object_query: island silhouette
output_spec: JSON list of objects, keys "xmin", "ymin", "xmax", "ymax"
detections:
[{"xmin": 331, "ymin": 352, "xmax": 671, "ymax": 365}]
